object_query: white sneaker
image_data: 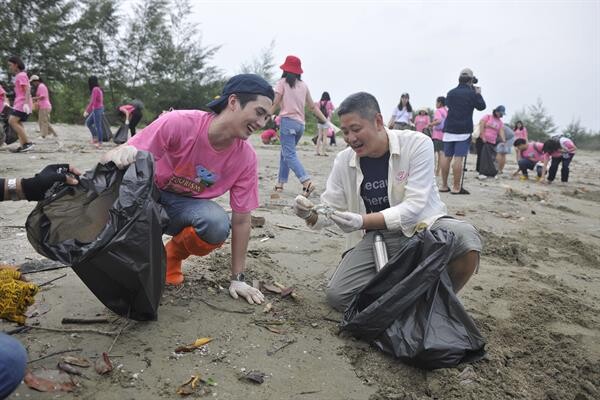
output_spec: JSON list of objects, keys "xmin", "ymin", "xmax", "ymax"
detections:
[{"xmin": 477, "ymin": 174, "xmax": 488, "ymax": 180}]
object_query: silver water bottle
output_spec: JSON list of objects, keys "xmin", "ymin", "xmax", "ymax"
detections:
[{"xmin": 373, "ymin": 231, "xmax": 388, "ymax": 272}]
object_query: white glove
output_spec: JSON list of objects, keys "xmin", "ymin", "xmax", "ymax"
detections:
[
  {"xmin": 330, "ymin": 211, "xmax": 363, "ymax": 233},
  {"xmin": 83, "ymin": 111, "xmax": 89, "ymax": 118},
  {"xmin": 293, "ymin": 195, "xmax": 313, "ymax": 220},
  {"xmin": 23, "ymin": 104, "xmax": 31, "ymax": 114},
  {"xmin": 100, "ymin": 145, "xmax": 138, "ymax": 169},
  {"xmin": 229, "ymin": 280, "xmax": 264, "ymax": 305}
]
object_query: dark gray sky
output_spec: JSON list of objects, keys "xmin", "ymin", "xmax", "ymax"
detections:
[{"xmin": 192, "ymin": 0, "xmax": 600, "ymax": 132}]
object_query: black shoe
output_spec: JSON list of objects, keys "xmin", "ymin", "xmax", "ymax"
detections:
[{"xmin": 10, "ymin": 142, "xmax": 35, "ymax": 153}]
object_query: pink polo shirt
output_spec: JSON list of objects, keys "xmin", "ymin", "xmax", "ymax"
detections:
[
  {"xmin": 315, "ymin": 100, "xmax": 335, "ymax": 119},
  {"xmin": 414, "ymin": 114, "xmax": 431, "ymax": 133},
  {"xmin": 274, "ymin": 78, "xmax": 310, "ymax": 124},
  {"xmin": 431, "ymin": 107, "xmax": 447, "ymax": 140},
  {"xmin": 119, "ymin": 104, "xmax": 135, "ymax": 114},
  {"xmin": 481, "ymin": 114, "xmax": 504, "ymax": 143},
  {"xmin": 85, "ymin": 86, "xmax": 104, "ymax": 113},
  {"xmin": 13, "ymin": 71, "xmax": 33, "ymax": 112},
  {"xmin": 550, "ymin": 137, "xmax": 576, "ymax": 158},
  {"xmin": 520, "ymin": 142, "xmax": 548, "ymax": 163},
  {"xmin": 129, "ymin": 110, "xmax": 259, "ymax": 213},
  {"xmin": 35, "ymin": 83, "xmax": 52, "ymax": 110},
  {"xmin": 514, "ymin": 127, "xmax": 528, "ymax": 140}
]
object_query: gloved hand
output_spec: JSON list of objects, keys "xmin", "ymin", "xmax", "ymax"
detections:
[
  {"xmin": 293, "ymin": 195, "xmax": 314, "ymax": 220},
  {"xmin": 330, "ymin": 211, "xmax": 364, "ymax": 233},
  {"xmin": 0, "ymin": 268, "xmax": 39, "ymax": 324},
  {"xmin": 229, "ymin": 280, "xmax": 264, "ymax": 305},
  {"xmin": 125, "ymin": 119, "xmax": 130, "ymax": 126},
  {"xmin": 21, "ymin": 164, "xmax": 81, "ymax": 201},
  {"xmin": 100, "ymin": 145, "xmax": 138, "ymax": 169},
  {"xmin": 83, "ymin": 111, "xmax": 89, "ymax": 118},
  {"xmin": 23, "ymin": 104, "xmax": 31, "ymax": 114}
]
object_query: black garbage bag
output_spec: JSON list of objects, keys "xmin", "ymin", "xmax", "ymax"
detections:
[
  {"xmin": 340, "ymin": 229, "xmax": 486, "ymax": 369},
  {"xmin": 479, "ymin": 142, "xmax": 498, "ymax": 177},
  {"xmin": 26, "ymin": 151, "xmax": 169, "ymax": 321},
  {"xmin": 0, "ymin": 106, "xmax": 18, "ymax": 145},
  {"xmin": 101, "ymin": 115, "xmax": 113, "ymax": 142},
  {"xmin": 113, "ymin": 123, "xmax": 129, "ymax": 144}
]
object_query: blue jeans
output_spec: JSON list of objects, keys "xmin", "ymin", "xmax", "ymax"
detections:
[
  {"xmin": 159, "ymin": 191, "xmax": 230, "ymax": 244},
  {"xmin": 548, "ymin": 154, "xmax": 574, "ymax": 182},
  {"xmin": 86, "ymin": 108, "xmax": 105, "ymax": 144},
  {"xmin": 278, "ymin": 117, "xmax": 310, "ymax": 183},
  {"xmin": 0, "ymin": 333, "xmax": 27, "ymax": 399}
]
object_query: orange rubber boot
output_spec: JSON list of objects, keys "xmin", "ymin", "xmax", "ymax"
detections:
[{"xmin": 165, "ymin": 226, "xmax": 224, "ymax": 285}]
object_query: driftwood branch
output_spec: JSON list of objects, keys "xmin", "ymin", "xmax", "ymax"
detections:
[{"xmin": 24, "ymin": 324, "xmax": 118, "ymax": 336}]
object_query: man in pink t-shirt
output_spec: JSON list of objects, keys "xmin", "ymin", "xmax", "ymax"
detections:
[
  {"xmin": 30, "ymin": 75, "xmax": 58, "ymax": 138},
  {"xmin": 7, "ymin": 56, "xmax": 34, "ymax": 153},
  {"xmin": 512, "ymin": 139, "xmax": 550, "ymax": 181},
  {"xmin": 101, "ymin": 74, "xmax": 274, "ymax": 305}
]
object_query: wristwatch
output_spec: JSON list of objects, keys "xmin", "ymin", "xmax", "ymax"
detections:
[
  {"xmin": 232, "ymin": 272, "xmax": 245, "ymax": 282},
  {"xmin": 7, "ymin": 179, "xmax": 19, "ymax": 201}
]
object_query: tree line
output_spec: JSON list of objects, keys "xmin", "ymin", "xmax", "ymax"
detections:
[{"xmin": 0, "ymin": 0, "xmax": 224, "ymax": 125}]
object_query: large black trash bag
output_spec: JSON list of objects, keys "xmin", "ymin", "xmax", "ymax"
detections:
[
  {"xmin": 26, "ymin": 151, "xmax": 169, "ymax": 321},
  {"xmin": 340, "ymin": 229, "xmax": 486, "ymax": 369},
  {"xmin": 113, "ymin": 123, "xmax": 129, "ymax": 144}
]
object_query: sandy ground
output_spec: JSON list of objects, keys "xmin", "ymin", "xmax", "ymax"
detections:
[{"xmin": 1, "ymin": 122, "xmax": 599, "ymax": 400}]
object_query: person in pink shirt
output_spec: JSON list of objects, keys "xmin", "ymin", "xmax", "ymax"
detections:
[
  {"xmin": 543, "ymin": 137, "xmax": 577, "ymax": 183},
  {"xmin": 414, "ymin": 108, "xmax": 431, "ymax": 133},
  {"xmin": 427, "ymin": 96, "xmax": 447, "ymax": 176},
  {"xmin": 270, "ymin": 55, "xmax": 328, "ymax": 197},
  {"xmin": 100, "ymin": 74, "xmax": 274, "ymax": 305},
  {"xmin": 512, "ymin": 139, "xmax": 550, "ymax": 182},
  {"xmin": 117, "ymin": 99, "xmax": 144, "ymax": 137},
  {"xmin": 315, "ymin": 91, "xmax": 335, "ymax": 156},
  {"xmin": 30, "ymin": 75, "xmax": 58, "ymax": 138},
  {"xmin": 476, "ymin": 105, "xmax": 506, "ymax": 179},
  {"xmin": 83, "ymin": 76, "xmax": 105, "ymax": 148},
  {"xmin": 7, "ymin": 56, "xmax": 34, "ymax": 153},
  {"xmin": 514, "ymin": 121, "xmax": 528, "ymax": 140},
  {"xmin": 260, "ymin": 127, "xmax": 278, "ymax": 144},
  {"xmin": 513, "ymin": 120, "xmax": 528, "ymax": 162},
  {"xmin": 0, "ymin": 83, "xmax": 8, "ymax": 109}
]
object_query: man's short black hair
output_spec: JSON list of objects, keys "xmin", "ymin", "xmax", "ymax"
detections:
[
  {"xmin": 337, "ymin": 92, "xmax": 381, "ymax": 121},
  {"xmin": 513, "ymin": 138, "xmax": 527, "ymax": 147}
]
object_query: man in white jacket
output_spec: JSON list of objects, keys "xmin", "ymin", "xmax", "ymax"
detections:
[{"xmin": 294, "ymin": 92, "xmax": 482, "ymax": 311}]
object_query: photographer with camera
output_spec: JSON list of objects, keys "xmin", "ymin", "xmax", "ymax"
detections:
[{"xmin": 439, "ymin": 68, "xmax": 486, "ymax": 195}]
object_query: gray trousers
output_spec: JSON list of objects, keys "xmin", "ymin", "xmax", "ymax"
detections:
[{"xmin": 325, "ymin": 217, "xmax": 483, "ymax": 311}]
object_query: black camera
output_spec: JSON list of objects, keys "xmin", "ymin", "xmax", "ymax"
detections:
[{"xmin": 472, "ymin": 76, "xmax": 479, "ymax": 85}]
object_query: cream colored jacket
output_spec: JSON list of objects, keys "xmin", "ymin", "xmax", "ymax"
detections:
[{"xmin": 321, "ymin": 128, "xmax": 448, "ymax": 250}]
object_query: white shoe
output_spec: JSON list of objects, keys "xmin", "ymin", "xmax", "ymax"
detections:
[{"xmin": 477, "ymin": 174, "xmax": 488, "ymax": 180}]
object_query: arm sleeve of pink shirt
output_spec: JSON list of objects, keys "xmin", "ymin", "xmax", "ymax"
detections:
[
  {"xmin": 128, "ymin": 112, "xmax": 180, "ymax": 163},
  {"xmin": 119, "ymin": 105, "xmax": 135, "ymax": 114},
  {"xmin": 561, "ymin": 139, "xmax": 575, "ymax": 152},
  {"xmin": 85, "ymin": 89, "xmax": 97, "ymax": 113},
  {"xmin": 229, "ymin": 153, "xmax": 259, "ymax": 213},
  {"xmin": 274, "ymin": 79, "xmax": 284, "ymax": 95}
]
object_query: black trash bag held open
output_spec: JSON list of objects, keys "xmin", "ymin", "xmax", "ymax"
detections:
[
  {"xmin": 340, "ymin": 229, "xmax": 486, "ymax": 369},
  {"xmin": 113, "ymin": 123, "xmax": 129, "ymax": 144},
  {"xmin": 26, "ymin": 151, "xmax": 169, "ymax": 321}
]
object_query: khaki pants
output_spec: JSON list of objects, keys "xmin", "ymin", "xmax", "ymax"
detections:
[
  {"xmin": 38, "ymin": 108, "xmax": 57, "ymax": 137},
  {"xmin": 325, "ymin": 217, "xmax": 483, "ymax": 311}
]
